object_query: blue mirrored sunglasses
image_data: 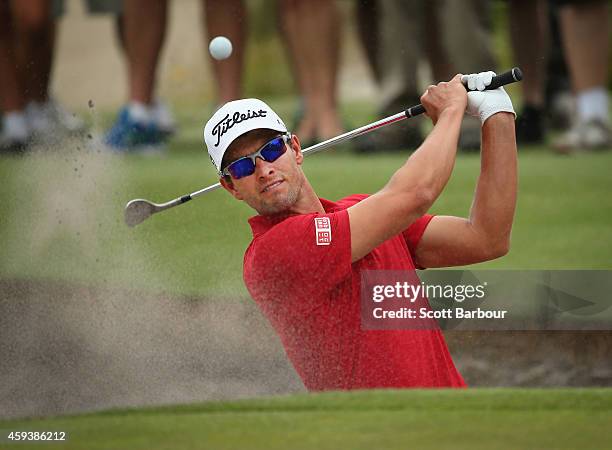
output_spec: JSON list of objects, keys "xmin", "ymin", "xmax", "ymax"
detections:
[{"xmin": 222, "ymin": 134, "xmax": 291, "ymax": 179}]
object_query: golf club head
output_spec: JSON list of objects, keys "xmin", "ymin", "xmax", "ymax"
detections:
[{"xmin": 125, "ymin": 199, "xmax": 158, "ymax": 227}]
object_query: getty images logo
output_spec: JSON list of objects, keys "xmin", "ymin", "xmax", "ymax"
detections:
[{"xmin": 212, "ymin": 109, "xmax": 268, "ymax": 146}]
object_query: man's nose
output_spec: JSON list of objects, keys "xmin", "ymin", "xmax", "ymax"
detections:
[{"xmin": 255, "ymin": 156, "xmax": 274, "ymax": 178}]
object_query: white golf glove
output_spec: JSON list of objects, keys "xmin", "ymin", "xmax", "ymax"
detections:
[{"xmin": 461, "ymin": 71, "xmax": 516, "ymax": 125}]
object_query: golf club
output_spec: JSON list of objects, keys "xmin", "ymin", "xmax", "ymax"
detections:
[{"xmin": 125, "ymin": 67, "xmax": 522, "ymax": 227}]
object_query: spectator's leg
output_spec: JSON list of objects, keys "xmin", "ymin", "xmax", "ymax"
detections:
[
  {"xmin": 123, "ymin": 0, "xmax": 168, "ymax": 105},
  {"xmin": 424, "ymin": 0, "xmax": 453, "ymax": 81},
  {"xmin": 510, "ymin": 0, "xmax": 548, "ymax": 108},
  {"xmin": 554, "ymin": 1, "xmax": 611, "ymax": 151},
  {"xmin": 279, "ymin": 0, "xmax": 343, "ymax": 142},
  {"xmin": 545, "ymin": 2, "xmax": 573, "ymax": 130},
  {"xmin": 510, "ymin": 0, "xmax": 548, "ymax": 143},
  {"xmin": 438, "ymin": 0, "xmax": 496, "ymax": 75},
  {"xmin": 438, "ymin": 0, "xmax": 497, "ymax": 150},
  {"xmin": 355, "ymin": 0, "xmax": 380, "ymax": 84},
  {"xmin": 104, "ymin": 0, "xmax": 169, "ymax": 150},
  {"xmin": 203, "ymin": 0, "xmax": 246, "ymax": 104},
  {"xmin": 111, "ymin": 3, "xmax": 173, "ymax": 136},
  {"xmin": 560, "ymin": 1, "xmax": 609, "ymax": 121},
  {"xmin": 10, "ymin": 0, "xmax": 54, "ymax": 103},
  {"xmin": 0, "ymin": 0, "xmax": 30, "ymax": 148},
  {"xmin": 378, "ymin": 0, "xmax": 422, "ymax": 115},
  {"xmin": 0, "ymin": 0, "xmax": 24, "ymax": 113},
  {"xmin": 354, "ymin": 0, "xmax": 423, "ymax": 152}
]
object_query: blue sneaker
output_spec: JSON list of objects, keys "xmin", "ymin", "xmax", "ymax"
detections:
[{"xmin": 104, "ymin": 107, "xmax": 165, "ymax": 153}]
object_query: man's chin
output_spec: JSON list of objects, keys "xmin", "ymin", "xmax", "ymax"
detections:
[
  {"xmin": 258, "ymin": 201, "xmax": 292, "ymax": 216},
  {"xmin": 250, "ymin": 183, "xmax": 301, "ymax": 216},
  {"xmin": 254, "ymin": 193, "xmax": 297, "ymax": 216}
]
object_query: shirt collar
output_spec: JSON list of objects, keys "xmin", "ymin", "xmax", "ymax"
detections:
[{"xmin": 248, "ymin": 197, "xmax": 339, "ymax": 238}]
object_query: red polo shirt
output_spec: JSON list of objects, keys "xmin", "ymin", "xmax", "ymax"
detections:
[{"xmin": 244, "ymin": 194, "xmax": 465, "ymax": 390}]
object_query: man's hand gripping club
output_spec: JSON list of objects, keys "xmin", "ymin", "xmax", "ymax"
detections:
[{"xmin": 462, "ymin": 71, "xmax": 516, "ymax": 124}]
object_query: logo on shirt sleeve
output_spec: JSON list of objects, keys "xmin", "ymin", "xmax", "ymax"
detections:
[{"xmin": 314, "ymin": 217, "xmax": 332, "ymax": 246}]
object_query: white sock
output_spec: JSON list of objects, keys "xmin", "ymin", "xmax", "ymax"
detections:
[
  {"xmin": 2, "ymin": 111, "xmax": 30, "ymax": 140},
  {"xmin": 577, "ymin": 87, "xmax": 609, "ymax": 123},
  {"xmin": 151, "ymin": 98, "xmax": 175, "ymax": 129},
  {"xmin": 127, "ymin": 102, "xmax": 153, "ymax": 124}
]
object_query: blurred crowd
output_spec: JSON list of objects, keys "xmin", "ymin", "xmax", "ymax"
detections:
[{"xmin": 0, "ymin": 0, "xmax": 610, "ymax": 155}]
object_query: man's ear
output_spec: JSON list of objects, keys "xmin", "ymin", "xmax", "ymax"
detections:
[
  {"xmin": 220, "ymin": 176, "xmax": 244, "ymax": 200},
  {"xmin": 290, "ymin": 134, "xmax": 304, "ymax": 165}
]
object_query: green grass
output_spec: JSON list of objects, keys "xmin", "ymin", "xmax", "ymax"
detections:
[
  {"xmin": 1, "ymin": 389, "xmax": 611, "ymax": 450},
  {"xmin": 0, "ymin": 103, "xmax": 611, "ymax": 296}
]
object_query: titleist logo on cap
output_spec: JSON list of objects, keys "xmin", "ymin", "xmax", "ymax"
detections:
[{"xmin": 212, "ymin": 109, "xmax": 268, "ymax": 146}]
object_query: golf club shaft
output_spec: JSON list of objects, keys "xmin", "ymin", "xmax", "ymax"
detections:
[
  {"xmin": 186, "ymin": 111, "xmax": 408, "ymax": 202},
  {"xmin": 147, "ymin": 67, "xmax": 524, "ymax": 208},
  {"xmin": 300, "ymin": 69, "xmax": 524, "ymax": 156}
]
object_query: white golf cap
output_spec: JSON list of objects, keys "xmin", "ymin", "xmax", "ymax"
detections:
[{"xmin": 204, "ymin": 98, "xmax": 287, "ymax": 173}]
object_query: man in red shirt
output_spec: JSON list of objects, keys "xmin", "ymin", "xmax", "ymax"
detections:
[{"xmin": 203, "ymin": 72, "xmax": 517, "ymax": 390}]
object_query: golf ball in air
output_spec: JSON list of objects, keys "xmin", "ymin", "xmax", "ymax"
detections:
[{"xmin": 209, "ymin": 36, "xmax": 233, "ymax": 60}]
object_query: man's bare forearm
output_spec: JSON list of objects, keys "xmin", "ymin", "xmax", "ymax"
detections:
[
  {"xmin": 385, "ymin": 107, "xmax": 464, "ymax": 210},
  {"xmin": 469, "ymin": 113, "xmax": 517, "ymax": 250}
]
